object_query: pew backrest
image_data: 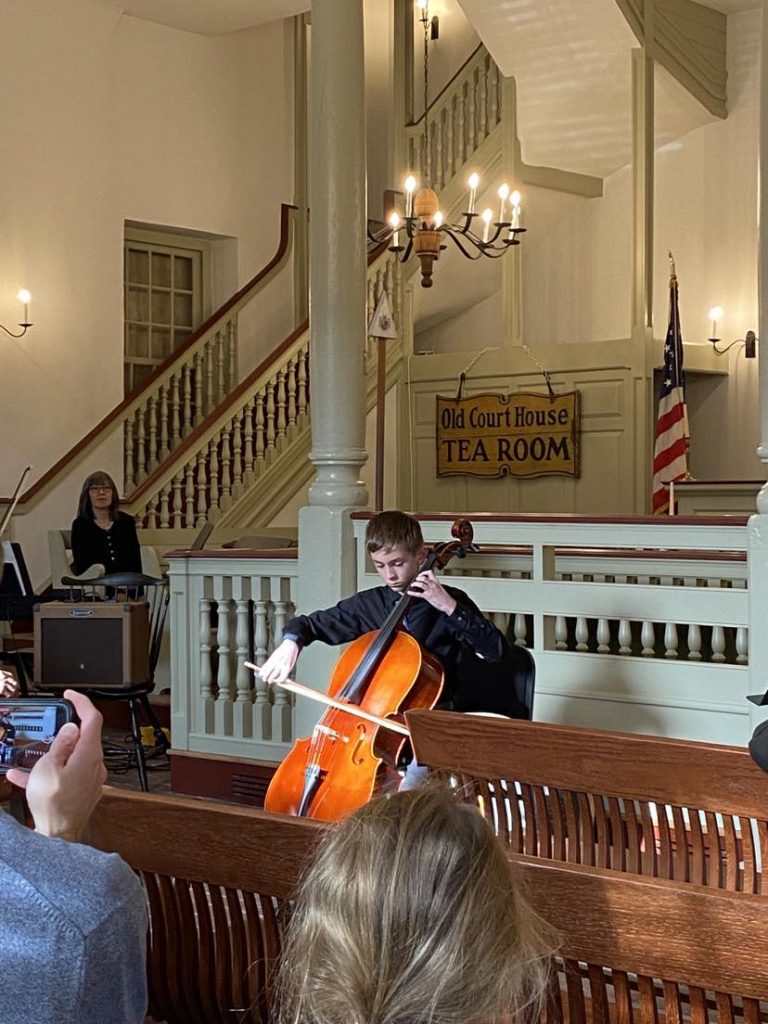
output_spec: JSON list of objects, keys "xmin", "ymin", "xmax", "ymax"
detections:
[
  {"xmin": 407, "ymin": 710, "xmax": 768, "ymax": 892},
  {"xmin": 89, "ymin": 788, "xmax": 768, "ymax": 1023},
  {"xmin": 89, "ymin": 788, "xmax": 325, "ymax": 1024}
]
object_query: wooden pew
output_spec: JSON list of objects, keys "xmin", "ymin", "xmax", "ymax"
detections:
[
  {"xmin": 406, "ymin": 710, "xmax": 768, "ymax": 892},
  {"xmin": 89, "ymin": 788, "xmax": 768, "ymax": 1024}
]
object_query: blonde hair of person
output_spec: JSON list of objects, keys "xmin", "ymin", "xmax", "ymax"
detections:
[{"xmin": 275, "ymin": 785, "xmax": 555, "ymax": 1024}]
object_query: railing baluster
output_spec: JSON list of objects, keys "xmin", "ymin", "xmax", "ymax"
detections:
[
  {"xmin": 276, "ymin": 369, "xmax": 287, "ymax": 443},
  {"xmin": 227, "ymin": 318, "xmax": 237, "ymax": 391},
  {"xmin": 208, "ymin": 437, "xmax": 220, "ymax": 520},
  {"xmin": 641, "ymin": 621, "xmax": 655, "ymax": 657},
  {"xmin": 555, "ymin": 616, "xmax": 568, "ymax": 650},
  {"xmin": 233, "ymin": 579, "xmax": 253, "ymax": 740},
  {"xmin": 184, "ymin": 462, "xmax": 195, "ymax": 527},
  {"xmin": 219, "ymin": 431, "xmax": 232, "ymax": 511},
  {"xmin": 286, "ymin": 357, "xmax": 298, "ymax": 431},
  {"xmin": 135, "ymin": 410, "xmax": 147, "ymax": 483},
  {"xmin": 618, "ymin": 620, "xmax": 632, "ymax": 655},
  {"xmin": 193, "ymin": 350, "xmax": 204, "ymax": 424},
  {"xmin": 253, "ymin": 594, "xmax": 272, "ymax": 740},
  {"xmin": 513, "ymin": 613, "xmax": 527, "ymax": 647},
  {"xmin": 664, "ymin": 622, "xmax": 679, "ymax": 659},
  {"xmin": 169, "ymin": 375, "xmax": 181, "ymax": 449},
  {"xmin": 147, "ymin": 397, "xmax": 159, "ymax": 471},
  {"xmin": 158, "ymin": 384, "xmax": 170, "ymax": 460},
  {"xmin": 265, "ymin": 384, "xmax": 277, "ymax": 454},
  {"xmin": 158, "ymin": 483, "xmax": 170, "ymax": 529},
  {"xmin": 575, "ymin": 617, "xmax": 589, "ymax": 652},
  {"xmin": 243, "ymin": 397, "xmax": 255, "ymax": 485},
  {"xmin": 711, "ymin": 625, "xmax": 726, "ymax": 662},
  {"xmin": 297, "ymin": 347, "xmax": 308, "ymax": 423},
  {"xmin": 736, "ymin": 626, "xmax": 749, "ymax": 665},
  {"xmin": 687, "ymin": 623, "xmax": 702, "ymax": 661},
  {"xmin": 124, "ymin": 419, "xmax": 135, "ymax": 492},
  {"xmin": 255, "ymin": 391, "xmax": 267, "ymax": 466},
  {"xmin": 597, "ymin": 618, "xmax": 610, "ymax": 653},
  {"xmin": 171, "ymin": 475, "xmax": 183, "ymax": 529},
  {"xmin": 213, "ymin": 581, "xmax": 233, "ymax": 736},
  {"xmin": 205, "ymin": 339, "xmax": 215, "ymax": 414},
  {"xmin": 231, "ymin": 415, "xmax": 243, "ymax": 495},
  {"xmin": 182, "ymin": 363, "xmax": 193, "ymax": 436},
  {"xmin": 199, "ymin": 596, "xmax": 214, "ymax": 732},
  {"xmin": 216, "ymin": 329, "xmax": 226, "ymax": 404},
  {"xmin": 195, "ymin": 451, "xmax": 208, "ymax": 527}
]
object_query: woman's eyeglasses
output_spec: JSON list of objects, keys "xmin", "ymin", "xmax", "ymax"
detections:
[{"xmin": 89, "ymin": 485, "xmax": 113, "ymax": 493}]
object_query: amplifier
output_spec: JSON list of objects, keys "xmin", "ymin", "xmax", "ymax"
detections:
[{"xmin": 34, "ymin": 601, "xmax": 150, "ymax": 691}]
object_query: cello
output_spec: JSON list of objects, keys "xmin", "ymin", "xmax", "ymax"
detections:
[{"xmin": 254, "ymin": 518, "xmax": 474, "ymax": 821}]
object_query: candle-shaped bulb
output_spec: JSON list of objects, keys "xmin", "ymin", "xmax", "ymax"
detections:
[
  {"xmin": 498, "ymin": 182, "xmax": 510, "ymax": 222},
  {"xmin": 481, "ymin": 207, "xmax": 493, "ymax": 243},
  {"xmin": 389, "ymin": 212, "xmax": 401, "ymax": 249},
  {"xmin": 510, "ymin": 190, "xmax": 522, "ymax": 229},
  {"xmin": 708, "ymin": 305, "xmax": 723, "ymax": 338},
  {"xmin": 467, "ymin": 172, "xmax": 479, "ymax": 215},
  {"xmin": 17, "ymin": 289, "xmax": 31, "ymax": 325},
  {"xmin": 434, "ymin": 211, "xmax": 443, "ymax": 228},
  {"xmin": 404, "ymin": 174, "xmax": 417, "ymax": 219},
  {"xmin": 416, "ymin": 0, "xmax": 428, "ymax": 9}
]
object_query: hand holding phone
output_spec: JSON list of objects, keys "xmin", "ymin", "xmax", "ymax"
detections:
[{"xmin": 7, "ymin": 690, "xmax": 107, "ymax": 842}]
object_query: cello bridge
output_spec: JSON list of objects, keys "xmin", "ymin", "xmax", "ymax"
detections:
[{"xmin": 314, "ymin": 723, "xmax": 350, "ymax": 744}]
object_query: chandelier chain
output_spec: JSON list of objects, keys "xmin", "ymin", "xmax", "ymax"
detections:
[{"xmin": 422, "ymin": 8, "xmax": 430, "ymax": 185}]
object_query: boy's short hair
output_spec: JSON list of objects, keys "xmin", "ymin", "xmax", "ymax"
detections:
[{"xmin": 365, "ymin": 511, "xmax": 424, "ymax": 555}]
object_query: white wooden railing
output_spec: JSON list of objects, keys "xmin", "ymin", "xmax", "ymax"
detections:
[
  {"xmin": 406, "ymin": 45, "xmax": 502, "ymax": 192},
  {"xmin": 125, "ymin": 245, "xmax": 404, "ymax": 530},
  {"xmin": 168, "ymin": 549, "xmax": 299, "ymax": 761},
  {"xmin": 123, "ymin": 205, "xmax": 297, "ymax": 489},
  {"xmin": 167, "ymin": 514, "xmax": 762, "ymax": 766}
]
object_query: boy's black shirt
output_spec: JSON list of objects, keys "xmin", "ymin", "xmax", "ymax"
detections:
[{"xmin": 282, "ymin": 583, "xmax": 511, "ymax": 707}]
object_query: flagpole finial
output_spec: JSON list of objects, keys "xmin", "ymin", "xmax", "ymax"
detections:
[{"xmin": 668, "ymin": 251, "xmax": 677, "ymax": 284}]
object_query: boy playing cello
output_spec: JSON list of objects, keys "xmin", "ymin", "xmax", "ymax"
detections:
[{"xmin": 259, "ymin": 511, "xmax": 525, "ymax": 789}]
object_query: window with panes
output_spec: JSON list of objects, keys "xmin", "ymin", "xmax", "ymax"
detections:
[{"xmin": 123, "ymin": 234, "xmax": 207, "ymax": 395}]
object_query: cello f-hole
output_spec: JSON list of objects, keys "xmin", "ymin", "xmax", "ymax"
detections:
[{"xmin": 350, "ymin": 722, "xmax": 369, "ymax": 766}]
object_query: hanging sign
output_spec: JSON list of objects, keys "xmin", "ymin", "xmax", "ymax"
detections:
[{"xmin": 436, "ymin": 391, "xmax": 580, "ymax": 478}]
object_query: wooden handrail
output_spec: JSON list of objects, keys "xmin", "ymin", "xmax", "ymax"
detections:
[
  {"xmin": 5, "ymin": 204, "xmax": 297, "ymax": 507},
  {"xmin": 406, "ymin": 43, "xmax": 485, "ymax": 128},
  {"xmin": 351, "ymin": 510, "xmax": 750, "ymax": 527}
]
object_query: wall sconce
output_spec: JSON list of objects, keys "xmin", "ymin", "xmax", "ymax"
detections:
[
  {"xmin": 707, "ymin": 306, "xmax": 757, "ymax": 358},
  {"xmin": 1, "ymin": 290, "xmax": 33, "ymax": 338},
  {"xmin": 416, "ymin": 0, "xmax": 439, "ymax": 40}
]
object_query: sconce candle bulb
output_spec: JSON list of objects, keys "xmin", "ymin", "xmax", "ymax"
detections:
[
  {"xmin": 1, "ymin": 288, "xmax": 33, "ymax": 338},
  {"xmin": 708, "ymin": 305, "xmax": 723, "ymax": 340}
]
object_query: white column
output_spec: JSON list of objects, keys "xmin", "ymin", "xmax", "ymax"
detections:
[
  {"xmin": 295, "ymin": 0, "xmax": 369, "ymax": 740},
  {"xmin": 757, "ymin": 0, "xmax": 768, "ymax": 499},
  {"xmin": 748, "ymin": 3, "xmax": 768, "ymax": 735},
  {"xmin": 308, "ymin": 0, "xmax": 369, "ymax": 510}
]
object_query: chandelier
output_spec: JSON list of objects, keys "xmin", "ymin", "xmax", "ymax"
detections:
[{"xmin": 367, "ymin": 1, "xmax": 525, "ymax": 288}]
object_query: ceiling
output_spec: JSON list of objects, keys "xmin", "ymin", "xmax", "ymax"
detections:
[{"xmin": 107, "ymin": 0, "xmax": 309, "ymax": 36}]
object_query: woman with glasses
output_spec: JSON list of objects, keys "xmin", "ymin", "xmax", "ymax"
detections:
[{"xmin": 71, "ymin": 471, "xmax": 142, "ymax": 576}]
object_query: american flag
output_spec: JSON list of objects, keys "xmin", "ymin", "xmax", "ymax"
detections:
[{"xmin": 652, "ymin": 263, "xmax": 689, "ymax": 514}]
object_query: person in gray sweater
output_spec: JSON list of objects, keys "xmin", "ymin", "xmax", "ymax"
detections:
[{"xmin": 0, "ymin": 686, "xmax": 148, "ymax": 1024}]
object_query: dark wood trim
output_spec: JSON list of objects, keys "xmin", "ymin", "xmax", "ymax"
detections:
[
  {"xmin": 165, "ymin": 548, "xmax": 298, "ymax": 560},
  {"xmin": 351, "ymin": 511, "xmax": 750, "ymax": 527},
  {"xmin": 9, "ymin": 204, "xmax": 297, "ymax": 507},
  {"xmin": 169, "ymin": 749, "xmax": 279, "ymax": 809}
]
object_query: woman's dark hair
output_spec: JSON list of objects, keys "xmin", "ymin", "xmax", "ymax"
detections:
[{"xmin": 77, "ymin": 471, "xmax": 120, "ymax": 522}]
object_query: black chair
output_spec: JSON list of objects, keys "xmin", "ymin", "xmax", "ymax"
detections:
[
  {"xmin": 60, "ymin": 572, "xmax": 170, "ymax": 791},
  {"xmin": 451, "ymin": 644, "xmax": 535, "ymax": 720}
]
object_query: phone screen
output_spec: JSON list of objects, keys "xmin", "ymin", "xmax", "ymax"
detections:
[{"xmin": 0, "ymin": 700, "xmax": 75, "ymax": 774}]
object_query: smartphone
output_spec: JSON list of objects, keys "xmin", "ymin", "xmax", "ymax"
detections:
[{"xmin": 0, "ymin": 699, "xmax": 75, "ymax": 774}]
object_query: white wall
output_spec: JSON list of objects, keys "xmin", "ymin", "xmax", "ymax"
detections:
[{"xmin": 0, "ymin": 0, "xmax": 295, "ymax": 497}]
